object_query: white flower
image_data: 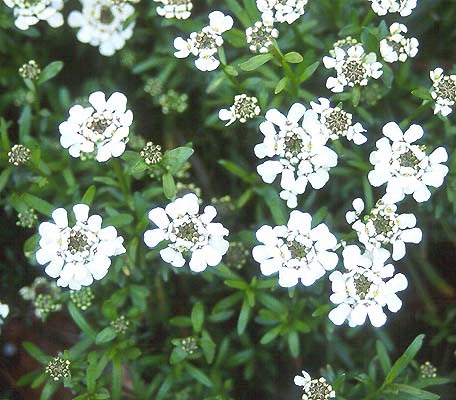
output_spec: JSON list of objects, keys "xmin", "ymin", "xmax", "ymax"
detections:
[
  {"xmin": 310, "ymin": 97, "xmax": 367, "ymax": 144},
  {"xmin": 0, "ymin": 301, "xmax": 9, "ymax": 332},
  {"xmin": 144, "ymin": 193, "xmax": 229, "ymax": 272},
  {"xmin": 328, "ymin": 245, "xmax": 408, "ymax": 328},
  {"xmin": 256, "ymin": 0, "xmax": 308, "ymax": 24},
  {"xmin": 59, "ymin": 91, "xmax": 133, "ymax": 162},
  {"xmin": 430, "ymin": 67, "xmax": 456, "ymax": 117},
  {"xmin": 323, "ymin": 43, "xmax": 383, "ymax": 93},
  {"xmin": 346, "ymin": 198, "xmax": 422, "ymax": 260},
  {"xmin": 254, "ymin": 103, "xmax": 337, "ymax": 208},
  {"xmin": 380, "ymin": 23, "xmax": 419, "ymax": 63},
  {"xmin": 369, "ymin": 0, "xmax": 417, "ymax": 16},
  {"xmin": 68, "ymin": 0, "xmax": 136, "ymax": 56},
  {"xmin": 368, "ymin": 122, "xmax": 449, "ymax": 203},
  {"xmin": 252, "ymin": 211, "xmax": 338, "ymax": 287},
  {"xmin": 294, "ymin": 370, "xmax": 336, "ymax": 400},
  {"xmin": 245, "ymin": 17, "xmax": 279, "ymax": 53},
  {"xmin": 3, "ymin": 0, "xmax": 63, "ymax": 30},
  {"xmin": 219, "ymin": 94, "xmax": 261, "ymax": 126},
  {"xmin": 154, "ymin": 0, "xmax": 192, "ymax": 20},
  {"xmin": 173, "ymin": 11, "xmax": 233, "ymax": 72},
  {"xmin": 35, "ymin": 204, "xmax": 126, "ymax": 290}
]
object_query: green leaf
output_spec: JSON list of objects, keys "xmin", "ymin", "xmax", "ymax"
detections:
[
  {"xmin": 237, "ymin": 298, "xmax": 251, "ymax": 335},
  {"xmin": 376, "ymin": 340, "xmax": 392, "ymax": 376},
  {"xmin": 22, "ymin": 193, "xmax": 53, "ymax": 216},
  {"xmin": 412, "ymin": 89, "xmax": 433, "ymax": 101},
  {"xmin": 68, "ymin": 303, "xmax": 96, "ymax": 340},
  {"xmin": 38, "ymin": 61, "xmax": 64, "ymax": 85},
  {"xmin": 18, "ymin": 105, "xmax": 32, "ymax": 140},
  {"xmin": 226, "ymin": 0, "xmax": 250, "ymax": 27},
  {"xmin": 191, "ymin": 302, "xmax": 205, "ymax": 333},
  {"xmin": 200, "ymin": 331, "xmax": 216, "ymax": 364},
  {"xmin": 16, "ymin": 370, "xmax": 43, "ymax": 386},
  {"xmin": 239, "ymin": 54, "xmax": 273, "ymax": 71},
  {"xmin": 185, "ymin": 363, "xmax": 213, "ymax": 387},
  {"xmin": 218, "ymin": 160, "xmax": 256, "ymax": 183},
  {"xmin": 95, "ymin": 327, "xmax": 117, "ymax": 345},
  {"xmin": 162, "ymin": 146, "xmax": 193, "ymax": 175},
  {"xmin": 112, "ymin": 356, "xmax": 122, "ymax": 400},
  {"xmin": 170, "ymin": 347, "xmax": 188, "ymax": 365},
  {"xmin": 24, "ymin": 233, "xmax": 39, "ymax": 257},
  {"xmin": 225, "ymin": 65, "xmax": 239, "ymax": 76},
  {"xmin": 352, "ymin": 86, "xmax": 361, "ymax": 107},
  {"xmin": 254, "ymin": 186, "xmax": 287, "ymax": 225},
  {"xmin": 385, "ymin": 334, "xmax": 425, "ymax": 384},
  {"xmin": 386, "ymin": 384, "xmax": 440, "ymax": 400},
  {"xmin": 284, "ymin": 52, "xmax": 303, "ymax": 63},
  {"xmin": 23, "ymin": 342, "xmax": 51, "ymax": 364},
  {"xmin": 162, "ymin": 172, "xmax": 176, "ymax": 199},
  {"xmin": 361, "ymin": 28, "xmax": 378, "ymax": 52},
  {"xmin": 275, "ymin": 77, "xmax": 289, "ymax": 94},
  {"xmin": 104, "ymin": 213, "xmax": 134, "ymax": 227},
  {"xmin": 288, "ymin": 331, "xmax": 300, "ymax": 358},
  {"xmin": 260, "ymin": 325, "xmax": 282, "ymax": 345},
  {"xmin": 299, "ymin": 61, "xmax": 320, "ymax": 83},
  {"xmin": 82, "ymin": 185, "xmax": 96, "ymax": 205},
  {"xmin": 40, "ymin": 381, "xmax": 58, "ymax": 400},
  {"xmin": 86, "ymin": 352, "xmax": 98, "ymax": 393}
]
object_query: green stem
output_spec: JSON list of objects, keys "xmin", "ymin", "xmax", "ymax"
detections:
[
  {"xmin": 399, "ymin": 101, "xmax": 432, "ymax": 129},
  {"xmin": 112, "ymin": 159, "xmax": 133, "ymax": 209},
  {"xmin": 271, "ymin": 45, "xmax": 298, "ymax": 96},
  {"xmin": 112, "ymin": 356, "xmax": 122, "ymax": 400},
  {"xmin": 361, "ymin": 9, "xmax": 375, "ymax": 27}
]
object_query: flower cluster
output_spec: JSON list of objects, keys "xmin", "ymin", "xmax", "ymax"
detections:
[
  {"xmin": 158, "ymin": 89, "xmax": 188, "ymax": 114},
  {"xmin": 310, "ymin": 97, "xmax": 367, "ymax": 144},
  {"xmin": 252, "ymin": 211, "xmax": 338, "ymax": 287},
  {"xmin": 254, "ymin": 103, "xmax": 337, "ymax": 208},
  {"xmin": 19, "ymin": 60, "xmax": 41, "ymax": 80},
  {"xmin": 3, "ymin": 0, "xmax": 63, "ymax": 30},
  {"xmin": 59, "ymin": 91, "xmax": 133, "ymax": 162},
  {"xmin": 8, "ymin": 144, "xmax": 31, "ymax": 166},
  {"xmin": 329, "ymin": 245, "xmax": 408, "ymax": 327},
  {"xmin": 36, "ymin": 204, "xmax": 126, "ymax": 290},
  {"xmin": 294, "ymin": 370, "xmax": 336, "ymax": 400},
  {"xmin": 174, "ymin": 11, "xmax": 233, "ymax": 71},
  {"xmin": 380, "ymin": 23, "xmax": 419, "ymax": 63},
  {"xmin": 324, "ymin": 42, "xmax": 383, "ymax": 93},
  {"xmin": 430, "ymin": 68, "xmax": 456, "ymax": 117},
  {"xmin": 154, "ymin": 0, "xmax": 192, "ymax": 20},
  {"xmin": 346, "ymin": 198, "xmax": 422, "ymax": 260},
  {"xmin": 68, "ymin": 0, "xmax": 136, "ymax": 56},
  {"xmin": 368, "ymin": 122, "xmax": 449, "ymax": 203},
  {"xmin": 245, "ymin": 18, "xmax": 279, "ymax": 53},
  {"xmin": 141, "ymin": 142, "xmax": 163, "ymax": 165},
  {"xmin": 256, "ymin": 0, "xmax": 308, "ymax": 24},
  {"xmin": 46, "ymin": 357, "xmax": 71, "ymax": 381},
  {"xmin": 144, "ymin": 193, "xmax": 229, "ymax": 272},
  {"xmin": 219, "ymin": 94, "xmax": 261, "ymax": 126},
  {"xmin": 369, "ymin": 0, "xmax": 417, "ymax": 16}
]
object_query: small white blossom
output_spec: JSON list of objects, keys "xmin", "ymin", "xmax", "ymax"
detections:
[
  {"xmin": 329, "ymin": 245, "xmax": 408, "ymax": 328},
  {"xmin": 323, "ymin": 43, "xmax": 383, "ymax": 93},
  {"xmin": 173, "ymin": 11, "xmax": 233, "ymax": 72},
  {"xmin": 245, "ymin": 17, "xmax": 279, "ymax": 53},
  {"xmin": 68, "ymin": 0, "xmax": 136, "ymax": 56},
  {"xmin": 430, "ymin": 68, "xmax": 456, "ymax": 117},
  {"xmin": 310, "ymin": 97, "xmax": 367, "ymax": 144},
  {"xmin": 294, "ymin": 370, "xmax": 336, "ymax": 400},
  {"xmin": 368, "ymin": 122, "xmax": 449, "ymax": 203},
  {"xmin": 144, "ymin": 193, "xmax": 229, "ymax": 272},
  {"xmin": 0, "ymin": 301, "xmax": 9, "ymax": 332},
  {"xmin": 380, "ymin": 23, "xmax": 419, "ymax": 63},
  {"xmin": 219, "ymin": 94, "xmax": 261, "ymax": 126},
  {"xmin": 369, "ymin": 0, "xmax": 417, "ymax": 16},
  {"xmin": 3, "ymin": 0, "xmax": 63, "ymax": 30},
  {"xmin": 36, "ymin": 204, "xmax": 126, "ymax": 290},
  {"xmin": 256, "ymin": 0, "xmax": 308, "ymax": 24},
  {"xmin": 59, "ymin": 91, "xmax": 133, "ymax": 162},
  {"xmin": 252, "ymin": 211, "xmax": 338, "ymax": 287},
  {"xmin": 346, "ymin": 198, "xmax": 422, "ymax": 260},
  {"xmin": 154, "ymin": 0, "xmax": 192, "ymax": 20},
  {"xmin": 254, "ymin": 103, "xmax": 337, "ymax": 208}
]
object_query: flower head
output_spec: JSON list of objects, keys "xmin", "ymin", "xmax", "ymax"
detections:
[
  {"xmin": 70, "ymin": 287, "xmax": 94, "ymax": 310},
  {"xmin": 36, "ymin": 204, "xmax": 126, "ymax": 290},
  {"xmin": 158, "ymin": 89, "xmax": 188, "ymax": 114},
  {"xmin": 140, "ymin": 142, "xmax": 162, "ymax": 165},
  {"xmin": 173, "ymin": 11, "xmax": 233, "ymax": 72},
  {"xmin": 311, "ymin": 97, "xmax": 367, "ymax": 144},
  {"xmin": 46, "ymin": 357, "xmax": 71, "ymax": 381},
  {"xmin": 369, "ymin": 0, "xmax": 417, "ymax": 16},
  {"xmin": 17, "ymin": 209, "xmax": 38, "ymax": 228},
  {"xmin": 245, "ymin": 17, "xmax": 279, "ymax": 53},
  {"xmin": 420, "ymin": 361, "xmax": 437, "ymax": 379},
  {"xmin": 219, "ymin": 94, "xmax": 261, "ymax": 126},
  {"xmin": 346, "ymin": 198, "xmax": 422, "ymax": 260},
  {"xmin": 59, "ymin": 91, "xmax": 133, "ymax": 162},
  {"xmin": 256, "ymin": 0, "xmax": 308, "ymax": 24},
  {"xmin": 368, "ymin": 122, "xmax": 449, "ymax": 203},
  {"xmin": 430, "ymin": 68, "xmax": 456, "ymax": 116},
  {"xmin": 154, "ymin": 0, "xmax": 192, "ymax": 19},
  {"xmin": 68, "ymin": 0, "xmax": 136, "ymax": 56},
  {"xmin": 144, "ymin": 193, "xmax": 229, "ymax": 272},
  {"xmin": 252, "ymin": 211, "xmax": 338, "ymax": 287},
  {"xmin": 294, "ymin": 370, "xmax": 336, "ymax": 400},
  {"xmin": 19, "ymin": 60, "xmax": 41, "ymax": 80},
  {"xmin": 8, "ymin": 144, "xmax": 31, "ymax": 166},
  {"xmin": 111, "ymin": 315, "xmax": 130, "ymax": 334},
  {"xmin": 380, "ymin": 23, "xmax": 419, "ymax": 63},
  {"xmin": 3, "ymin": 0, "xmax": 63, "ymax": 30},
  {"xmin": 329, "ymin": 245, "xmax": 408, "ymax": 327},
  {"xmin": 254, "ymin": 103, "xmax": 337, "ymax": 208},
  {"xmin": 323, "ymin": 43, "xmax": 383, "ymax": 93}
]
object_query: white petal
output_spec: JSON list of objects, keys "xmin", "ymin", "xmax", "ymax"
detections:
[
  {"xmin": 392, "ymin": 240, "xmax": 406, "ymax": 261},
  {"xmin": 73, "ymin": 204, "xmax": 90, "ymax": 222},
  {"xmin": 403, "ymin": 124, "xmax": 423, "ymax": 143},
  {"xmin": 382, "ymin": 122, "xmax": 403, "ymax": 142},
  {"xmin": 367, "ymin": 305, "xmax": 387, "ymax": 327},
  {"xmin": 52, "ymin": 208, "xmax": 68, "ymax": 228},
  {"xmin": 148, "ymin": 207, "xmax": 170, "ymax": 229},
  {"xmin": 328, "ymin": 303, "xmax": 351, "ymax": 325},
  {"xmin": 160, "ymin": 247, "xmax": 185, "ymax": 267},
  {"xmin": 144, "ymin": 229, "xmax": 166, "ymax": 248},
  {"xmin": 401, "ymin": 228, "xmax": 422, "ymax": 244},
  {"xmin": 88, "ymin": 91, "xmax": 107, "ymax": 112}
]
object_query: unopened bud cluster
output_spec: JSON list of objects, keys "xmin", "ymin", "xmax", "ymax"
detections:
[
  {"xmin": 111, "ymin": 315, "xmax": 130, "ymax": 334},
  {"xmin": 70, "ymin": 287, "xmax": 94, "ymax": 310},
  {"xmin": 8, "ymin": 144, "xmax": 31, "ymax": 166},
  {"xmin": 141, "ymin": 142, "xmax": 162, "ymax": 165},
  {"xmin": 45, "ymin": 357, "xmax": 71, "ymax": 381},
  {"xmin": 158, "ymin": 89, "xmax": 188, "ymax": 114},
  {"xmin": 19, "ymin": 60, "xmax": 41, "ymax": 80},
  {"xmin": 17, "ymin": 209, "xmax": 38, "ymax": 228}
]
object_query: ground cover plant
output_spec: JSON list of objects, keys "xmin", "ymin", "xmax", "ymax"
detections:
[{"xmin": 0, "ymin": 0, "xmax": 456, "ymax": 398}]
